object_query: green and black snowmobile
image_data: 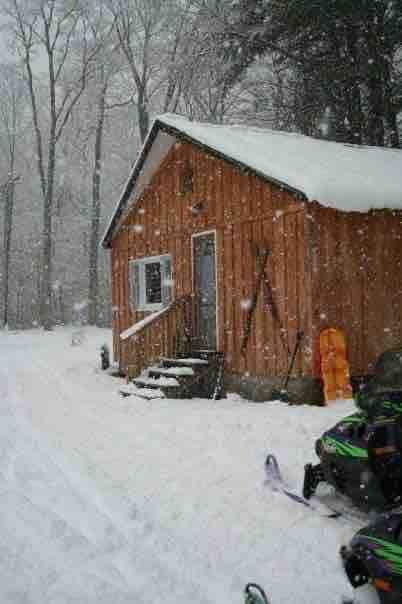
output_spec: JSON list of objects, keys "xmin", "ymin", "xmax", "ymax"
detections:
[
  {"xmin": 303, "ymin": 348, "xmax": 402, "ymax": 511},
  {"xmin": 341, "ymin": 512, "xmax": 402, "ymax": 603}
]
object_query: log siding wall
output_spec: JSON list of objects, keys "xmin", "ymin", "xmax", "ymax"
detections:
[
  {"xmin": 111, "ymin": 141, "xmax": 311, "ymax": 378},
  {"xmin": 309, "ymin": 203, "xmax": 402, "ymax": 376}
]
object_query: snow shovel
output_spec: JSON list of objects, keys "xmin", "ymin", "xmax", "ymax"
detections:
[{"xmin": 271, "ymin": 330, "xmax": 304, "ymax": 402}]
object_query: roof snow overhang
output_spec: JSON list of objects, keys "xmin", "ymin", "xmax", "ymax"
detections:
[
  {"xmin": 101, "ymin": 116, "xmax": 306, "ymax": 249},
  {"xmin": 102, "ymin": 113, "xmax": 402, "ymax": 249}
]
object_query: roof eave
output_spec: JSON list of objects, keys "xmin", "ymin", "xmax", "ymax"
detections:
[{"xmin": 101, "ymin": 119, "xmax": 162, "ymax": 249}]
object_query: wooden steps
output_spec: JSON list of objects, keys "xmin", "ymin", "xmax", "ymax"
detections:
[{"xmin": 120, "ymin": 352, "xmax": 224, "ymax": 400}]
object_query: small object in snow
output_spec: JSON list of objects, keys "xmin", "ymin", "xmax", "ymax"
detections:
[
  {"xmin": 100, "ymin": 343, "xmax": 110, "ymax": 370},
  {"xmin": 71, "ymin": 329, "xmax": 84, "ymax": 346},
  {"xmin": 244, "ymin": 583, "xmax": 270, "ymax": 604}
]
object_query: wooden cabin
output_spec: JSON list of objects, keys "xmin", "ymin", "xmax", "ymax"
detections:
[{"xmin": 102, "ymin": 114, "xmax": 402, "ymax": 403}]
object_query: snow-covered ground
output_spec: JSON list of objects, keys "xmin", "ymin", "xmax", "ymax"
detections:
[{"xmin": 0, "ymin": 327, "xmax": 379, "ymax": 604}]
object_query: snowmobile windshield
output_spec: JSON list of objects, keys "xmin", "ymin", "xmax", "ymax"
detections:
[
  {"xmin": 355, "ymin": 390, "xmax": 402, "ymax": 418},
  {"xmin": 369, "ymin": 348, "xmax": 402, "ymax": 394}
]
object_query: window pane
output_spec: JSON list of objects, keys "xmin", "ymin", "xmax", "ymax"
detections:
[{"xmin": 145, "ymin": 262, "xmax": 162, "ymax": 304}]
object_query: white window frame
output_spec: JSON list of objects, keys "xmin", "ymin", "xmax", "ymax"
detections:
[{"xmin": 129, "ymin": 254, "xmax": 172, "ymax": 312}]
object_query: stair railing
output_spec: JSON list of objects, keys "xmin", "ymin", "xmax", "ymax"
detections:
[{"xmin": 121, "ymin": 294, "xmax": 194, "ymax": 380}]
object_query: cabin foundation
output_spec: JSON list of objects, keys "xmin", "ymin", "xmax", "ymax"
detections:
[{"xmin": 225, "ymin": 374, "xmax": 324, "ymax": 405}]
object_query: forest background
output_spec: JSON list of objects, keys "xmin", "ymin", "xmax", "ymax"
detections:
[{"xmin": 1, "ymin": 0, "xmax": 401, "ymax": 330}]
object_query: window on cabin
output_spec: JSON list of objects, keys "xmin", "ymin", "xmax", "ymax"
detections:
[{"xmin": 129, "ymin": 255, "xmax": 172, "ymax": 312}]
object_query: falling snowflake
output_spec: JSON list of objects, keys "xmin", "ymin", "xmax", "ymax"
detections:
[
  {"xmin": 74, "ymin": 300, "xmax": 88, "ymax": 312},
  {"xmin": 240, "ymin": 298, "xmax": 252, "ymax": 310}
]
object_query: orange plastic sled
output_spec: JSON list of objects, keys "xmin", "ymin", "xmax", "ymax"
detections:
[{"xmin": 319, "ymin": 327, "xmax": 353, "ymax": 403}]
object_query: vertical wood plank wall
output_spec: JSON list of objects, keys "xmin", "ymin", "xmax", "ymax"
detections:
[
  {"xmin": 309, "ymin": 203, "xmax": 402, "ymax": 376},
  {"xmin": 112, "ymin": 141, "xmax": 311, "ymax": 378}
]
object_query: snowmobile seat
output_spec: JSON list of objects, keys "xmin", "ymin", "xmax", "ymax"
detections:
[{"xmin": 374, "ymin": 347, "xmax": 402, "ymax": 385}]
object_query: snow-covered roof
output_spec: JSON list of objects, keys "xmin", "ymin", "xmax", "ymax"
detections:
[{"xmin": 102, "ymin": 113, "xmax": 402, "ymax": 247}]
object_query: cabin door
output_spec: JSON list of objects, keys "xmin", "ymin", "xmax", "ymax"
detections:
[{"xmin": 192, "ymin": 232, "xmax": 217, "ymax": 350}]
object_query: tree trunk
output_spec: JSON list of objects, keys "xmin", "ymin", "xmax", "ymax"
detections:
[
  {"xmin": 385, "ymin": 100, "xmax": 400, "ymax": 148},
  {"xmin": 89, "ymin": 84, "xmax": 106, "ymax": 326},
  {"xmin": 137, "ymin": 86, "xmax": 149, "ymax": 143},
  {"xmin": 2, "ymin": 178, "xmax": 15, "ymax": 327},
  {"xmin": 365, "ymin": 10, "xmax": 385, "ymax": 146},
  {"xmin": 346, "ymin": 25, "xmax": 363, "ymax": 145},
  {"xmin": 40, "ymin": 132, "xmax": 56, "ymax": 330}
]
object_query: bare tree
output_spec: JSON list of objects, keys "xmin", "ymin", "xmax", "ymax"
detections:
[
  {"xmin": 106, "ymin": 0, "xmax": 201, "ymax": 142},
  {"xmin": 3, "ymin": 0, "xmax": 104, "ymax": 328},
  {"xmin": 0, "ymin": 63, "xmax": 25, "ymax": 327}
]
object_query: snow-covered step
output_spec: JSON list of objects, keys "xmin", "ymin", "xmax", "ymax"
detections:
[
  {"xmin": 160, "ymin": 357, "xmax": 209, "ymax": 368},
  {"xmin": 133, "ymin": 376, "xmax": 180, "ymax": 388},
  {"xmin": 119, "ymin": 383, "xmax": 165, "ymax": 399},
  {"xmin": 147, "ymin": 365, "xmax": 195, "ymax": 377}
]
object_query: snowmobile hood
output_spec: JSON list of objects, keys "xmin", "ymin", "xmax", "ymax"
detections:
[
  {"xmin": 320, "ymin": 434, "xmax": 368, "ymax": 458},
  {"xmin": 319, "ymin": 412, "xmax": 369, "ymax": 458}
]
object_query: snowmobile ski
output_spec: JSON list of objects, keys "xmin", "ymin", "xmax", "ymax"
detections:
[
  {"xmin": 265, "ymin": 454, "xmax": 375, "ymax": 523},
  {"xmin": 264, "ymin": 454, "xmax": 343, "ymax": 519},
  {"xmin": 244, "ymin": 582, "xmax": 354, "ymax": 604},
  {"xmin": 244, "ymin": 583, "xmax": 270, "ymax": 604}
]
